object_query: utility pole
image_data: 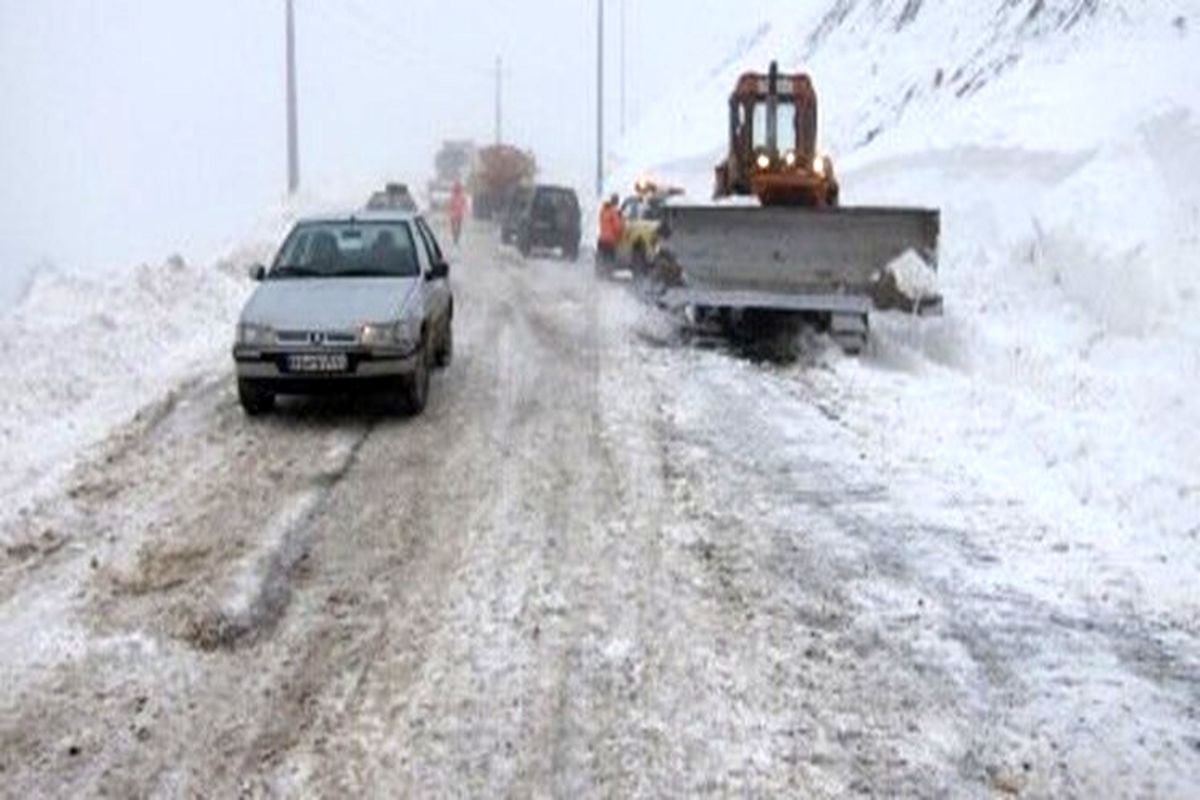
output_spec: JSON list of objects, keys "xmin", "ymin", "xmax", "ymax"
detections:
[
  {"xmin": 620, "ymin": 0, "xmax": 626, "ymax": 136},
  {"xmin": 494, "ymin": 55, "xmax": 503, "ymax": 144},
  {"xmin": 596, "ymin": 0, "xmax": 604, "ymax": 198},
  {"xmin": 285, "ymin": 0, "xmax": 300, "ymax": 194}
]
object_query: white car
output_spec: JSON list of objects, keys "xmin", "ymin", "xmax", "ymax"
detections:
[{"xmin": 232, "ymin": 210, "xmax": 453, "ymax": 415}]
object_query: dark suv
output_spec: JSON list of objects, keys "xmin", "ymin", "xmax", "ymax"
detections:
[
  {"xmin": 512, "ymin": 185, "xmax": 581, "ymax": 260},
  {"xmin": 500, "ymin": 186, "xmax": 533, "ymax": 245}
]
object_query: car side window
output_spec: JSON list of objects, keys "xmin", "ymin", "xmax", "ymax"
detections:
[
  {"xmin": 423, "ymin": 220, "xmax": 446, "ymax": 264},
  {"xmin": 415, "ymin": 219, "xmax": 443, "ymax": 268},
  {"xmin": 411, "ymin": 223, "xmax": 432, "ymax": 273}
]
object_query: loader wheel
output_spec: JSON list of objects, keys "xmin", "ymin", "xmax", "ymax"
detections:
[
  {"xmin": 518, "ymin": 233, "xmax": 532, "ymax": 258},
  {"xmin": 830, "ymin": 312, "xmax": 869, "ymax": 356}
]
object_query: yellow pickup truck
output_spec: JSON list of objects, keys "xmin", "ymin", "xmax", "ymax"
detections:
[{"xmin": 615, "ymin": 184, "xmax": 682, "ymax": 276}]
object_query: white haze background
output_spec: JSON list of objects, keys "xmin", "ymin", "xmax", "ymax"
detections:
[{"xmin": 0, "ymin": 0, "xmax": 787, "ymax": 303}]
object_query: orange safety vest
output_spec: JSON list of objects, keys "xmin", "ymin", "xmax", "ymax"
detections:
[{"xmin": 598, "ymin": 203, "xmax": 623, "ymax": 246}]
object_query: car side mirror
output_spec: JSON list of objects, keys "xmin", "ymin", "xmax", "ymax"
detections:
[
  {"xmin": 249, "ymin": 264, "xmax": 266, "ymax": 281},
  {"xmin": 428, "ymin": 261, "xmax": 449, "ymax": 280}
]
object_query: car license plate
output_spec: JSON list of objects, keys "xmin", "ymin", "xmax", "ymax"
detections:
[{"xmin": 286, "ymin": 353, "xmax": 349, "ymax": 373}]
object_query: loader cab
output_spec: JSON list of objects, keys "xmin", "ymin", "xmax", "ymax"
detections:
[
  {"xmin": 729, "ymin": 68, "xmax": 817, "ymax": 172},
  {"xmin": 721, "ymin": 62, "xmax": 836, "ymax": 207}
]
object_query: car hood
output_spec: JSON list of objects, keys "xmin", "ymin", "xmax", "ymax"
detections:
[{"xmin": 240, "ymin": 277, "xmax": 418, "ymax": 330}]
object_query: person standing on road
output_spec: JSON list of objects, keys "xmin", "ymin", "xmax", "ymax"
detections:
[
  {"xmin": 448, "ymin": 181, "xmax": 467, "ymax": 246},
  {"xmin": 596, "ymin": 193, "xmax": 624, "ymax": 275}
]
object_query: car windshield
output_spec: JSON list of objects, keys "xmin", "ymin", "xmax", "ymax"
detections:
[{"xmin": 270, "ymin": 221, "xmax": 420, "ymax": 278}]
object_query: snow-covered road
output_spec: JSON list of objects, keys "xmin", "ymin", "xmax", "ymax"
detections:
[{"xmin": 2, "ymin": 222, "xmax": 1197, "ymax": 797}]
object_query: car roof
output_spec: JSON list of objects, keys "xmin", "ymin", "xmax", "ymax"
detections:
[
  {"xmin": 535, "ymin": 184, "xmax": 577, "ymax": 194},
  {"xmin": 298, "ymin": 209, "xmax": 422, "ymax": 225}
]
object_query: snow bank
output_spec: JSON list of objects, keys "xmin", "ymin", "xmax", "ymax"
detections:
[
  {"xmin": 0, "ymin": 255, "xmax": 251, "ymax": 529},
  {"xmin": 0, "ymin": 187, "xmax": 377, "ymax": 530}
]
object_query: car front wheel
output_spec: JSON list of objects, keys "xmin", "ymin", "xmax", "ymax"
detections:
[
  {"xmin": 435, "ymin": 318, "xmax": 453, "ymax": 368},
  {"xmin": 237, "ymin": 379, "xmax": 274, "ymax": 416},
  {"xmin": 402, "ymin": 338, "xmax": 431, "ymax": 415}
]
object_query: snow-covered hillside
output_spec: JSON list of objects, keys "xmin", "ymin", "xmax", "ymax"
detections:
[{"xmin": 612, "ymin": 0, "xmax": 1200, "ymax": 621}]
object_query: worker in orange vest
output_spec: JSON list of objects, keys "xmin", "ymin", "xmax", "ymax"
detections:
[
  {"xmin": 448, "ymin": 181, "xmax": 467, "ymax": 245},
  {"xmin": 596, "ymin": 193, "xmax": 624, "ymax": 276}
]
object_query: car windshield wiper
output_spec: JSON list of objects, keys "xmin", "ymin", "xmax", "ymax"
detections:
[
  {"xmin": 269, "ymin": 265, "xmax": 321, "ymax": 278},
  {"xmin": 335, "ymin": 269, "xmax": 411, "ymax": 278}
]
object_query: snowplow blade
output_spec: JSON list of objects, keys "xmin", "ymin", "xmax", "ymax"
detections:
[{"xmin": 659, "ymin": 205, "xmax": 941, "ymax": 314}]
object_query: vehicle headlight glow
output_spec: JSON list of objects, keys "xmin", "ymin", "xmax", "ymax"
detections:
[
  {"xmin": 813, "ymin": 156, "xmax": 826, "ymax": 175},
  {"xmin": 237, "ymin": 322, "xmax": 275, "ymax": 347},
  {"xmin": 755, "ymin": 153, "xmax": 771, "ymax": 170},
  {"xmin": 784, "ymin": 150, "xmax": 797, "ymax": 167},
  {"xmin": 360, "ymin": 320, "xmax": 420, "ymax": 352},
  {"xmin": 359, "ymin": 323, "xmax": 393, "ymax": 347}
]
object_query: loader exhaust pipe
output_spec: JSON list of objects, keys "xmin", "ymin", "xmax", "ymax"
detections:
[{"xmin": 766, "ymin": 61, "xmax": 779, "ymax": 157}]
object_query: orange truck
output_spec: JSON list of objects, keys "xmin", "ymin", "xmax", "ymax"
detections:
[{"xmin": 469, "ymin": 144, "xmax": 536, "ymax": 221}]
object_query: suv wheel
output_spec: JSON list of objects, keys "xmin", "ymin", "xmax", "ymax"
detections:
[
  {"xmin": 402, "ymin": 337, "xmax": 431, "ymax": 415},
  {"xmin": 238, "ymin": 379, "xmax": 274, "ymax": 416}
]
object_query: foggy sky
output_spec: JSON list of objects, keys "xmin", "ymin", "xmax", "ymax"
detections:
[{"xmin": 0, "ymin": 1, "xmax": 784, "ymax": 297}]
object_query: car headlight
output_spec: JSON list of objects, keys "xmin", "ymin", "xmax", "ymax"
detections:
[
  {"xmin": 359, "ymin": 323, "xmax": 392, "ymax": 347},
  {"xmin": 813, "ymin": 156, "xmax": 826, "ymax": 176},
  {"xmin": 237, "ymin": 322, "xmax": 275, "ymax": 347},
  {"xmin": 360, "ymin": 320, "xmax": 420, "ymax": 352},
  {"xmin": 755, "ymin": 153, "xmax": 771, "ymax": 170},
  {"xmin": 783, "ymin": 150, "xmax": 797, "ymax": 167}
]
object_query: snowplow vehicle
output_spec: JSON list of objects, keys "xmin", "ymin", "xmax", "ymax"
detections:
[{"xmin": 654, "ymin": 62, "xmax": 941, "ymax": 353}]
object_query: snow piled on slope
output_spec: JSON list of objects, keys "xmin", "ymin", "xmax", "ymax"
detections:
[
  {"xmin": 612, "ymin": 0, "xmax": 1200, "ymax": 620},
  {"xmin": 0, "ymin": 255, "xmax": 249, "ymax": 531}
]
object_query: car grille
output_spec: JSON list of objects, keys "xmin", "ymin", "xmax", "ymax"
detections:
[{"xmin": 276, "ymin": 330, "xmax": 358, "ymax": 346}]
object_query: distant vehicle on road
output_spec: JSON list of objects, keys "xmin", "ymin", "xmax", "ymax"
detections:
[
  {"xmin": 233, "ymin": 210, "xmax": 453, "ymax": 416},
  {"xmin": 470, "ymin": 144, "xmax": 537, "ymax": 220},
  {"xmin": 427, "ymin": 139, "xmax": 476, "ymax": 211},
  {"xmin": 615, "ymin": 181, "xmax": 682, "ymax": 276},
  {"xmin": 509, "ymin": 184, "xmax": 581, "ymax": 261},
  {"xmin": 366, "ymin": 182, "xmax": 419, "ymax": 212},
  {"xmin": 500, "ymin": 185, "xmax": 533, "ymax": 245}
]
